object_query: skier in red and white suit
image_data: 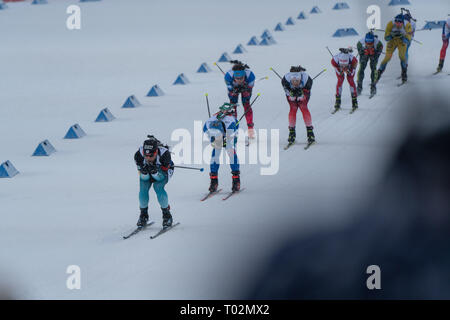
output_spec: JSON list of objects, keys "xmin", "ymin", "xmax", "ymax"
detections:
[
  {"xmin": 331, "ymin": 48, "xmax": 359, "ymax": 111},
  {"xmin": 281, "ymin": 66, "xmax": 315, "ymax": 144}
]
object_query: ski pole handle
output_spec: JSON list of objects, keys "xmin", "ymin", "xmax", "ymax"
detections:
[
  {"xmin": 213, "ymin": 62, "xmax": 225, "ymax": 75},
  {"xmin": 269, "ymin": 67, "xmax": 283, "ymax": 79},
  {"xmin": 174, "ymin": 165, "xmax": 204, "ymax": 172},
  {"xmin": 205, "ymin": 93, "xmax": 211, "ymax": 117}
]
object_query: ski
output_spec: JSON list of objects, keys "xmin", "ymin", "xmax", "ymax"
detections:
[
  {"xmin": 331, "ymin": 107, "xmax": 341, "ymax": 114},
  {"xmin": 123, "ymin": 222, "xmax": 155, "ymax": 239},
  {"xmin": 200, "ymin": 189, "xmax": 222, "ymax": 201},
  {"xmin": 369, "ymin": 93, "xmax": 376, "ymax": 99},
  {"xmin": 304, "ymin": 141, "xmax": 315, "ymax": 150},
  {"xmin": 433, "ymin": 71, "xmax": 441, "ymax": 75},
  {"xmin": 222, "ymin": 188, "xmax": 245, "ymax": 201},
  {"xmin": 150, "ymin": 222, "xmax": 180, "ymax": 239},
  {"xmin": 349, "ymin": 107, "xmax": 358, "ymax": 114},
  {"xmin": 284, "ymin": 142, "xmax": 295, "ymax": 150}
]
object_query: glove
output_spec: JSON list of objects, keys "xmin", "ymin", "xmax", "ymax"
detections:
[
  {"xmin": 143, "ymin": 163, "xmax": 157, "ymax": 175},
  {"xmin": 292, "ymin": 88, "xmax": 303, "ymax": 97},
  {"xmin": 233, "ymin": 84, "xmax": 244, "ymax": 93},
  {"xmin": 402, "ymin": 37, "xmax": 410, "ymax": 45},
  {"xmin": 364, "ymin": 47, "xmax": 375, "ymax": 56},
  {"xmin": 391, "ymin": 30, "xmax": 402, "ymax": 38},
  {"xmin": 303, "ymin": 89, "xmax": 310, "ymax": 102}
]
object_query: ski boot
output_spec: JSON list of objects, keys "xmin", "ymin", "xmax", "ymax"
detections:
[
  {"xmin": 374, "ymin": 68, "xmax": 384, "ymax": 84},
  {"xmin": 209, "ymin": 172, "xmax": 218, "ymax": 192},
  {"xmin": 357, "ymin": 83, "xmax": 363, "ymax": 96},
  {"xmin": 306, "ymin": 126, "xmax": 315, "ymax": 144},
  {"xmin": 370, "ymin": 83, "xmax": 376, "ymax": 96},
  {"xmin": 401, "ymin": 67, "xmax": 407, "ymax": 84},
  {"xmin": 436, "ymin": 59, "xmax": 444, "ymax": 73},
  {"xmin": 333, "ymin": 94, "xmax": 341, "ymax": 112},
  {"xmin": 248, "ymin": 125, "xmax": 255, "ymax": 140},
  {"xmin": 137, "ymin": 207, "xmax": 149, "ymax": 227},
  {"xmin": 288, "ymin": 127, "xmax": 296, "ymax": 144},
  {"xmin": 231, "ymin": 171, "xmax": 240, "ymax": 192},
  {"xmin": 162, "ymin": 206, "xmax": 173, "ymax": 229},
  {"xmin": 351, "ymin": 95, "xmax": 358, "ymax": 112}
]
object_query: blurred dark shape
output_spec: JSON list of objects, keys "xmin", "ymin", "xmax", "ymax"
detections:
[{"xmin": 246, "ymin": 95, "xmax": 450, "ymax": 299}]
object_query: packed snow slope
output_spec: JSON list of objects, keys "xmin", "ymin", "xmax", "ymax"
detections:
[{"xmin": 0, "ymin": 0, "xmax": 449, "ymax": 299}]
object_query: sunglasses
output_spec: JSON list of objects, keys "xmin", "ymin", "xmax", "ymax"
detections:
[{"xmin": 144, "ymin": 150, "xmax": 157, "ymax": 157}]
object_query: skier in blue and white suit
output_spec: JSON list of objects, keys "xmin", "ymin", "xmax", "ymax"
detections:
[
  {"xmin": 224, "ymin": 61, "xmax": 256, "ymax": 139},
  {"xmin": 203, "ymin": 103, "xmax": 241, "ymax": 192}
]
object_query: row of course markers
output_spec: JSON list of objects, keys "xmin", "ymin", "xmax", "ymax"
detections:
[
  {"xmin": 1, "ymin": 3, "xmax": 345, "ymax": 178},
  {"xmin": 0, "ymin": 0, "xmax": 104, "ymax": 10}
]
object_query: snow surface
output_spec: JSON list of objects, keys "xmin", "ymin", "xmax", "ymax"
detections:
[{"xmin": 0, "ymin": 0, "xmax": 449, "ymax": 299}]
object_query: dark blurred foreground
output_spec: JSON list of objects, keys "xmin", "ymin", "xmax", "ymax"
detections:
[{"xmin": 246, "ymin": 93, "xmax": 450, "ymax": 299}]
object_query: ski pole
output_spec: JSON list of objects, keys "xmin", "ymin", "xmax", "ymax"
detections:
[
  {"xmin": 375, "ymin": 29, "xmax": 421, "ymax": 44},
  {"xmin": 326, "ymin": 46, "xmax": 334, "ymax": 57},
  {"xmin": 237, "ymin": 93, "xmax": 260, "ymax": 124},
  {"xmin": 258, "ymin": 76, "xmax": 269, "ymax": 81},
  {"xmin": 213, "ymin": 62, "xmax": 225, "ymax": 75},
  {"xmin": 205, "ymin": 93, "xmax": 211, "ymax": 117},
  {"xmin": 312, "ymin": 69, "xmax": 327, "ymax": 80},
  {"xmin": 269, "ymin": 67, "xmax": 283, "ymax": 79},
  {"xmin": 174, "ymin": 165, "xmax": 204, "ymax": 172}
]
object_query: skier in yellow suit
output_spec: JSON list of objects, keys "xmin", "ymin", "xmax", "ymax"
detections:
[{"xmin": 375, "ymin": 14, "xmax": 412, "ymax": 84}]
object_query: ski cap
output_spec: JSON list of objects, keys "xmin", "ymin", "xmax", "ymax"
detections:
[
  {"xmin": 234, "ymin": 70, "xmax": 245, "ymax": 78},
  {"xmin": 394, "ymin": 14, "xmax": 404, "ymax": 23},
  {"xmin": 143, "ymin": 137, "xmax": 158, "ymax": 156},
  {"xmin": 365, "ymin": 32, "xmax": 375, "ymax": 43},
  {"xmin": 216, "ymin": 103, "xmax": 235, "ymax": 120}
]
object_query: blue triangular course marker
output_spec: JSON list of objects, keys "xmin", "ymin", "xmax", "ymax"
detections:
[
  {"xmin": 388, "ymin": 0, "xmax": 410, "ymax": 5},
  {"xmin": 297, "ymin": 11, "xmax": 307, "ymax": 19},
  {"xmin": 32, "ymin": 0, "xmax": 48, "ymax": 4},
  {"xmin": 0, "ymin": 2, "xmax": 7, "ymax": 10},
  {"xmin": 173, "ymin": 73, "xmax": 190, "ymax": 85},
  {"xmin": 247, "ymin": 36, "xmax": 259, "ymax": 46},
  {"xmin": 233, "ymin": 44, "xmax": 247, "ymax": 54},
  {"xmin": 95, "ymin": 108, "xmax": 116, "ymax": 122},
  {"xmin": 332, "ymin": 28, "xmax": 359, "ymax": 37},
  {"xmin": 333, "ymin": 2, "xmax": 350, "ymax": 10},
  {"xmin": 286, "ymin": 17, "xmax": 295, "ymax": 25},
  {"xmin": 197, "ymin": 63, "xmax": 212, "ymax": 73},
  {"xmin": 146, "ymin": 85, "xmax": 165, "ymax": 96},
  {"xmin": 261, "ymin": 29, "xmax": 273, "ymax": 39},
  {"xmin": 122, "ymin": 95, "xmax": 141, "ymax": 108},
  {"xmin": 0, "ymin": 160, "xmax": 19, "ymax": 178},
  {"xmin": 259, "ymin": 38, "xmax": 271, "ymax": 46},
  {"xmin": 274, "ymin": 23, "xmax": 285, "ymax": 31},
  {"xmin": 422, "ymin": 21, "xmax": 446, "ymax": 30},
  {"xmin": 64, "ymin": 123, "xmax": 86, "ymax": 139},
  {"xmin": 32, "ymin": 139, "xmax": 56, "ymax": 156},
  {"xmin": 310, "ymin": 6, "xmax": 321, "ymax": 13},
  {"xmin": 218, "ymin": 52, "xmax": 231, "ymax": 62}
]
